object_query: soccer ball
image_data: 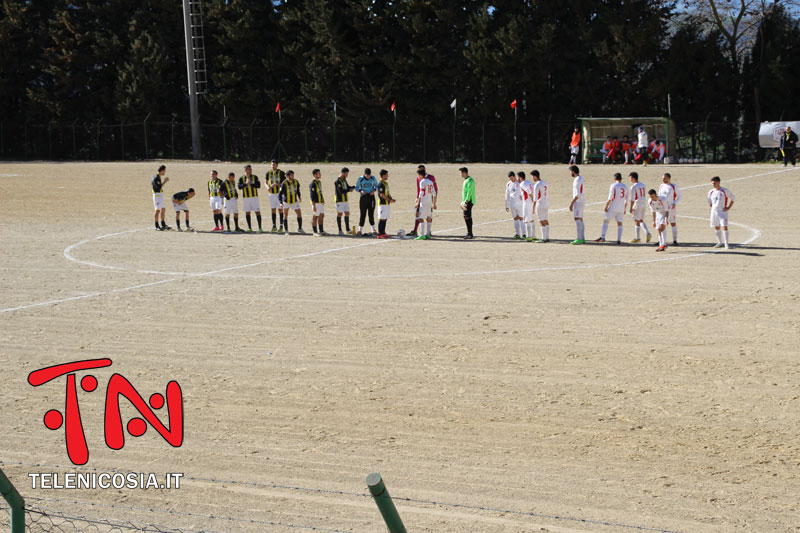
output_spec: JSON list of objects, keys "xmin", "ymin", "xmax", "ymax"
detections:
[{"xmin": 397, "ymin": 229, "xmax": 406, "ymax": 237}]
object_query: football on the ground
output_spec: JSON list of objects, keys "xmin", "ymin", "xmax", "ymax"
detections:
[{"xmin": 397, "ymin": 229, "xmax": 406, "ymax": 237}]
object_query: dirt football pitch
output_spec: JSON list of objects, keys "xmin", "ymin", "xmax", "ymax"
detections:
[{"xmin": 1, "ymin": 161, "xmax": 799, "ymax": 532}]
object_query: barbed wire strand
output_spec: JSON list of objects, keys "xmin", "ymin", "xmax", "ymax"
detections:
[{"xmin": 2, "ymin": 460, "xmax": 679, "ymax": 532}]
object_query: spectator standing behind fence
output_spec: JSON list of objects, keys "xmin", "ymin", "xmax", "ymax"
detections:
[
  {"xmin": 637, "ymin": 126, "xmax": 649, "ymax": 166},
  {"xmin": 569, "ymin": 127, "xmax": 581, "ymax": 165},
  {"xmin": 355, "ymin": 168, "xmax": 378, "ymax": 236},
  {"xmin": 781, "ymin": 126, "xmax": 797, "ymax": 167}
]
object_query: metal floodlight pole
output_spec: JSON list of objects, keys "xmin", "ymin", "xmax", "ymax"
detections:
[{"xmin": 182, "ymin": 0, "xmax": 201, "ymax": 160}]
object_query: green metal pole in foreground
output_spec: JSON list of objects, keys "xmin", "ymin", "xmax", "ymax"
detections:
[
  {"xmin": 366, "ymin": 473, "xmax": 406, "ymax": 533},
  {"xmin": 0, "ymin": 468, "xmax": 26, "ymax": 533}
]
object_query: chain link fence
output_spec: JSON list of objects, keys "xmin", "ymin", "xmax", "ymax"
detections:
[{"xmin": 0, "ymin": 117, "xmax": 774, "ymax": 163}]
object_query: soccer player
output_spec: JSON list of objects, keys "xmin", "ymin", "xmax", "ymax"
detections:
[
  {"xmin": 637, "ymin": 126, "xmax": 649, "ymax": 166},
  {"xmin": 377, "ymin": 169, "xmax": 395, "ymax": 239},
  {"xmin": 622, "ymin": 135, "xmax": 632, "ymax": 164},
  {"xmin": 652, "ymin": 140, "xmax": 666, "ymax": 163},
  {"xmin": 415, "ymin": 171, "xmax": 437, "ymax": 240},
  {"xmin": 518, "ymin": 171, "xmax": 535, "ymax": 241},
  {"xmin": 279, "ymin": 170, "xmax": 303, "ymax": 234},
  {"xmin": 595, "ymin": 173, "xmax": 628, "ymax": 244},
  {"xmin": 781, "ymin": 125, "xmax": 797, "ymax": 167},
  {"xmin": 266, "ymin": 159, "xmax": 286, "ymax": 232},
  {"xmin": 628, "ymin": 172, "xmax": 652, "ymax": 243},
  {"xmin": 238, "ymin": 164, "xmax": 263, "ymax": 232},
  {"xmin": 504, "ymin": 171, "xmax": 523, "ymax": 239},
  {"xmin": 172, "ymin": 188, "xmax": 195, "ymax": 231},
  {"xmin": 208, "ymin": 170, "xmax": 225, "ymax": 231},
  {"xmin": 152, "ymin": 165, "xmax": 170, "ymax": 231},
  {"xmin": 601, "ymin": 136, "xmax": 613, "ymax": 163},
  {"xmin": 531, "ymin": 170, "xmax": 549, "ymax": 242},
  {"xmin": 649, "ymin": 189, "xmax": 668, "ymax": 252},
  {"xmin": 334, "ymin": 167, "xmax": 355, "ymax": 235},
  {"xmin": 569, "ymin": 127, "xmax": 581, "ymax": 165},
  {"xmin": 460, "ymin": 167, "xmax": 475, "ymax": 239},
  {"xmin": 221, "ymin": 172, "xmax": 242, "ymax": 233},
  {"xmin": 708, "ymin": 176, "xmax": 735, "ymax": 249},
  {"xmin": 309, "ymin": 168, "xmax": 326, "ymax": 236},
  {"xmin": 657, "ymin": 172, "xmax": 682, "ymax": 245},
  {"xmin": 410, "ymin": 165, "xmax": 438, "ymax": 237},
  {"xmin": 568, "ymin": 165, "xmax": 586, "ymax": 244},
  {"xmin": 355, "ymin": 168, "xmax": 378, "ymax": 236}
]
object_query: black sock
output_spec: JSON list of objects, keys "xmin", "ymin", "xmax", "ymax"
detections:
[
  {"xmin": 297, "ymin": 217, "xmax": 302, "ymax": 230},
  {"xmin": 185, "ymin": 218, "xmax": 190, "ymax": 228},
  {"xmin": 279, "ymin": 213, "xmax": 284, "ymax": 229},
  {"xmin": 312, "ymin": 225, "xmax": 318, "ymax": 234},
  {"xmin": 256, "ymin": 214, "xmax": 262, "ymax": 229},
  {"xmin": 246, "ymin": 213, "xmax": 252, "ymax": 229},
  {"xmin": 337, "ymin": 217, "xmax": 342, "ymax": 231},
  {"xmin": 344, "ymin": 215, "xmax": 350, "ymax": 231},
  {"xmin": 225, "ymin": 215, "xmax": 230, "ymax": 230},
  {"xmin": 176, "ymin": 220, "xmax": 181, "ymax": 229},
  {"xmin": 161, "ymin": 221, "xmax": 167, "ymax": 228},
  {"xmin": 379, "ymin": 220, "xmax": 386, "ymax": 234},
  {"xmin": 234, "ymin": 217, "xmax": 240, "ymax": 229},
  {"xmin": 155, "ymin": 221, "xmax": 160, "ymax": 229},
  {"xmin": 467, "ymin": 218, "xmax": 473, "ymax": 236},
  {"xmin": 319, "ymin": 221, "xmax": 324, "ymax": 233},
  {"xmin": 271, "ymin": 212, "xmax": 276, "ymax": 226}
]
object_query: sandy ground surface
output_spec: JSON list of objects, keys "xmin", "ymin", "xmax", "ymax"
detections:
[{"xmin": 0, "ymin": 161, "xmax": 798, "ymax": 533}]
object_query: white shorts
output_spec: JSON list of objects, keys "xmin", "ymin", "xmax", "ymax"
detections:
[
  {"xmin": 570, "ymin": 145, "xmax": 580, "ymax": 155},
  {"xmin": 572, "ymin": 200, "xmax": 586, "ymax": 219},
  {"xmin": 509, "ymin": 202, "xmax": 523, "ymax": 218},
  {"xmin": 153, "ymin": 193, "xmax": 164, "ymax": 210},
  {"xmin": 710, "ymin": 209, "xmax": 729, "ymax": 227},
  {"xmin": 632, "ymin": 205, "xmax": 646, "ymax": 221},
  {"xmin": 535, "ymin": 205, "xmax": 549, "ymax": 222},
  {"xmin": 522, "ymin": 202, "xmax": 534, "ymax": 223},
  {"xmin": 336, "ymin": 202, "xmax": 350, "ymax": 214},
  {"xmin": 378, "ymin": 205, "xmax": 390, "ymax": 220},
  {"xmin": 172, "ymin": 201, "xmax": 188, "ymax": 212},
  {"xmin": 668, "ymin": 206, "xmax": 677, "ymax": 224},
  {"xmin": 224, "ymin": 198, "xmax": 238, "ymax": 215},
  {"xmin": 312, "ymin": 203, "xmax": 325, "ymax": 216},
  {"xmin": 209, "ymin": 196, "xmax": 223, "ymax": 211},
  {"xmin": 605, "ymin": 210, "xmax": 624, "ymax": 223},
  {"xmin": 269, "ymin": 194, "xmax": 281, "ymax": 210},
  {"xmin": 283, "ymin": 202, "xmax": 300, "ymax": 211},
  {"xmin": 655, "ymin": 212, "xmax": 668, "ymax": 226},
  {"xmin": 418, "ymin": 202, "xmax": 433, "ymax": 219},
  {"xmin": 242, "ymin": 197, "xmax": 260, "ymax": 213}
]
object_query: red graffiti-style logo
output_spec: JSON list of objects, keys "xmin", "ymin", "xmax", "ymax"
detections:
[{"xmin": 28, "ymin": 359, "xmax": 183, "ymax": 465}]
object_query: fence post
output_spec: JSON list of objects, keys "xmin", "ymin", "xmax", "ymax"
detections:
[
  {"xmin": 362, "ymin": 124, "xmax": 367, "ymax": 162},
  {"xmin": 0, "ymin": 468, "xmax": 25, "ymax": 533},
  {"xmin": 143, "ymin": 113, "xmax": 151, "ymax": 159},
  {"xmin": 221, "ymin": 116, "xmax": 228, "ymax": 160},
  {"xmin": 366, "ymin": 473, "xmax": 406, "ymax": 533},
  {"xmin": 547, "ymin": 114, "xmax": 552, "ymax": 163},
  {"xmin": 170, "ymin": 114, "xmax": 177, "ymax": 159},
  {"xmin": 332, "ymin": 119, "xmax": 337, "ymax": 161},
  {"xmin": 481, "ymin": 117, "xmax": 486, "ymax": 162},
  {"xmin": 0, "ymin": 122, "xmax": 4, "ymax": 157},
  {"xmin": 304, "ymin": 118, "xmax": 310, "ymax": 162},
  {"xmin": 96, "ymin": 119, "xmax": 103, "ymax": 160},
  {"xmin": 120, "ymin": 120, "xmax": 125, "ymax": 159},
  {"xmin": 422, "ymin": 119, "xmax": 427, "ymax": 162},
  {"xmin": 24, "ymin": 118, "xmax": 29, "ymax": 160},
  {"xmin": 48, "ymin": 119, "xmax": 55, "ymax": 159},
  {"xmin": 71, "ymin": 119, "xmax": 78, "ymax": 158},
  {"xmin": 249, "ymin": 118, "xmax": 256, "ymax": 160}
]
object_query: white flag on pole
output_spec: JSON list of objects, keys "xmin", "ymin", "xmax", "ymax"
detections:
[{"xmin": 450, "ymin": 99, "xmax": 457, "ymax": 109}]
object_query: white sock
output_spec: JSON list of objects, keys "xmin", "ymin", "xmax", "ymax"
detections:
[
  {"xmin": 426, "ymin": 222, "xmax": 431, "ymax": 235},
  {"xmin": 672, "ymin": 226, "xmax": 678, "ymax": 241},
  {"xmin": 723, "ymin": 230, "xmax": 729, "ymax": 245},
  {"xmin": 543, "ymin": 226, "xmax": 549, "ymax": 240},
  {"xmin": 634, "ymin": 225, "xmax": 641, "ymax": 239},
  {"xmin": 617, "ymin": 225, "xmax": 623, "ymax": 241},
  {"xmin": 715, "ymin": 230, "xmax": 722, "ymax": 244},
  {"xmin": 660, "ymin": 232, "xmax": 665, "ymax": 246},
  {"xmin": 514, "ymin": 220, "xmax": 520, "ymax": 235},
  {"xmin": 524, "ymin": 223, "xmax": 531, "ymax": 238},
  {"xmin": 601, "ymin": 221, "xmax": 608, "ymax": 238},
  {"xmin": 371, "ymin": 225, "xmax": 377, "ymax": 233},
  {"xmin": 578, "ymin": 220, "xmax": 585, "ymax": 240},
  {"xmin": 358, "ymin": 226, "xmax": 363, "ymax": 233},
  {"xmin": 643, "ymin": 223, "xmax": 651, "ymax": 236}
]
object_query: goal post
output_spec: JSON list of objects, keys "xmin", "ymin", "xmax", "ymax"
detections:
[{"xmin": 0, "ymin": 468, "xmax": 24, "ymax": 533}]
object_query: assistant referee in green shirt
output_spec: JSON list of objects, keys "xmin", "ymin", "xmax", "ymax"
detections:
[{"xmin": 460, "ymin": 167, "xmax": 476, "ymax": 239}]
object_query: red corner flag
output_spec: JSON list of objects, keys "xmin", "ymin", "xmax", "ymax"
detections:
[
  {"xmin": 390, "ymin": 101, "xmax": 396, "ymax": 112},
  {"xmin": 510, "ymin": 99, "xmax": 517, "ymax": 109},
  {"xmin": 275, "ymin": 102, "xmax": 281, "ymax": 113}
]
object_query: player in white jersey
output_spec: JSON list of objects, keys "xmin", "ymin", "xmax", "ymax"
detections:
[
  {"xmin": 627, "ymin": 172, "xmax": 652, "ymax": 243},
  {"xmin": 414, "ymin": 174, "xmax": 437, "ymax": 240},
  {"xmin": 657, "ymin": 173, "xmax": 682, "ymax": 245},
  {"xmin": 517, "ymin": 171, "xmax": 535, "ymax": 241},
  {"xmin": 707, "ymin": 176, "xmax": 735, "ymax": 249},
  {"xmin": 648, "ymin": 189, "xmax": 669, "ymax": 251},
  {"xmin": 595, "ymin": 173, "xmax": 628, "ymax": 244},
  {"xmin": 504, "ymin": 171, "xmax": 524, "ymax": 239},
  {"xmin": 568, "ymin": 165, "xmax": 586, "ymax": 244},
  {"xmin": 530, "ymin": 170, "xmax": 550, "ymax": 242}
]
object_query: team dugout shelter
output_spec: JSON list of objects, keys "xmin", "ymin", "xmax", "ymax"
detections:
[{"xmin": 578, "ymin": 117, "xmax": 677, "ymax": 164}]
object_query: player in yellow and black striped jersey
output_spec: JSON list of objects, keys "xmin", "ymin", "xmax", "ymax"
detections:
[
  {"xmin": 278, "ymin": 170, "xmax": 304, "ymax": 234},
  {"xmin": 171, "ymin": 188, "xmax": 195, "ymax": 231},
  {"xmin": 309, "ymin": 169, "xmax": 326, "ymax": 236},
  {"xmin": 151, "ymin": 164, "xmax": 170, "ymax": 230},
  {"xmin": 334, "ymin": 167, "xmax": 355, "ymax": 235},
  {"xmin": 221, "ymin": 172, "xmax": 243, "ymax": 232},
  {"xmin": 208, "ymin": 170, "xmax": 225, "ymax": 231},
  {"xmin": 376, "ymin": 169, "xmax": 396, "ymax": 238},
  {"xmin": 266, "ymin": 160, "xmax": 287, "ymax": 232},
  {"xmin": 237, "ymin": 164, "xmax": 263, "ymax": 232}
]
